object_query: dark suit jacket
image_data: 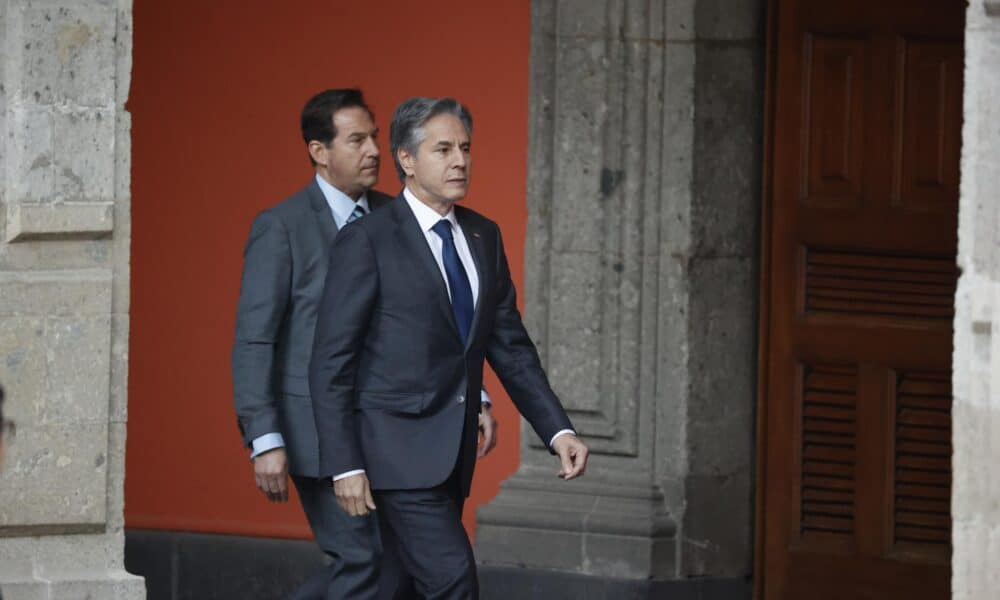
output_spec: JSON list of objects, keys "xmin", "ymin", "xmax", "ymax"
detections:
[
  {"xmin": 231, "ymin": 179, "xmax": 393, "ymax": 477},
  {"xmin": 309, "ymin": 194, "xmax": 574, "ymax": 496}
]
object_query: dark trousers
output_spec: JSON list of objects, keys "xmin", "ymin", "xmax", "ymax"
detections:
[
  {"xmin": 291, "ymin": 475, "xmax": 419, "ymax": 600},
  {"xmin": 373, "ymin": 458, "xmax": 478, "ymax": 600}
]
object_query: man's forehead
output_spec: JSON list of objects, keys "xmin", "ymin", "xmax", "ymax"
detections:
[
  {"xmin": 422, "ymin": 116, "xmax": 470, "ymax": 143},
  {"xmin": 333, "ymin": 107, "xmax": 375, "ymax": 129}
]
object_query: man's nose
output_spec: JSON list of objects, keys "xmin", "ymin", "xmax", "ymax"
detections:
[
  {"xmin": 365, "ymin": 137, "xmax": 380, "ymax": 157},
  {"xmin": 452, "ymin": 149, "xmax": 467, "ymax": 168}
]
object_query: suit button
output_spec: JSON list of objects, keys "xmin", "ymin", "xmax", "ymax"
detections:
[{"xmin": 458, "ymin": 395, "xmax": 465, "ymax": 404}]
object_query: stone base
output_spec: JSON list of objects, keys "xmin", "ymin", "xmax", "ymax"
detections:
[
  {"xmin": 475, "ymin": 470, "xmax": 676, "ymax": 579},
  {"xmin": 124, "ymin": 528, "xmax": 749, "ymax": 600},
  {"xmin": 125, "ymin": 529, "xmax": 325, "ymax": 600},
  {"xmin": 479, "ymin": 565, "xmax": 752, "ymax": 600},
  {"xmin": 0, "ymin": 534, "xmax": 144, "ymax": 600},
  {"xmin": 2, "ymin": 572, "xmax": 145, "ymax": 600}
]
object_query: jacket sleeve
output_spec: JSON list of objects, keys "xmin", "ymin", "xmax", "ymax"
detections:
[
  {"xmin": 484, "ymin": 223, "xmax": 574, "ymax": 450},
  {"xmin": 309, "ymin": 223, "xmax": 379, "ymax": 478},
  {"xmin": 231, "ymin": 211, "xmax": 291, "ymax": 447}
]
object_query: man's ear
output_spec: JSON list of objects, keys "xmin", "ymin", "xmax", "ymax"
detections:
[
  {"xmin": 308, "ymin": 140, "xmax": 329, "ymax": 167},
  {"xmin": 397, "ymin": 147, "xmax": 415, "ymax": 178}
]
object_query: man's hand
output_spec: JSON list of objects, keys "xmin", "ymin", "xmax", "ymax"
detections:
[
  {"xmin": 477, "ymin": 405, "xmax": 498, "ymax": 459},
  {"xmin": 552, "ymin": 434, "xmax": 589, "ymax": 480},
  {"xmin": 253, "ymin": 448, "xmax": 289, "ymax": 503},
  {"xmin": 334, "ymin": 472, "xmax": 376, "ymax": 517}
]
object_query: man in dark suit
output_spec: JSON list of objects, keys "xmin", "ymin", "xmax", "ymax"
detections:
[
  {"xmin": 232, "ymin": 89, "xmax": 498, "ymax": 599},
  {"xmin": 309, "ymin": 97, "xmax": 590, "ymax": 599}
]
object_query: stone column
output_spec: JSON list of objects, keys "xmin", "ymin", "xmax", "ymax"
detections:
[
  {"xmin": 953, "ymin": 2, "xmax": 1000, "ymax": 598},
  {"xmin": 0, "ymin": 1, "xmax": 144, "ymax": 598},
  {"xmin": 476, "ymin": 0, "xmax": 762, "ymax": 592}
]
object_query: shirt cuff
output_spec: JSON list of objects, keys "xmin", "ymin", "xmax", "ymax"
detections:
[
  {"xmin": 549, "ymin": 429, "xmax": 576, "ymax": 448},
  {"xmin": 250, "ymin": 432, "xmax": 285, "ymax": 459},
  {"xmin": 333, "ymin": 469, "xmax": 366, "ymax": 482},
  {"xmin": 480, "ymin": 388, "xmax": 492, "ymax": 408}
]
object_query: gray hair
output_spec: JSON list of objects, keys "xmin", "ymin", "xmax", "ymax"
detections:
[{"xmin": 390, "ymin": 97, "xmax": 473, "ymax": 182}]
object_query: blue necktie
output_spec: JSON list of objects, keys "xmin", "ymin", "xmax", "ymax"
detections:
[
  {"xmin": 431, "ymin": 219, "xmax": 474, "ymax": 343},
  {"xmin": 347, "ymin": 203, "xmax": 367, "ymax": 223}
]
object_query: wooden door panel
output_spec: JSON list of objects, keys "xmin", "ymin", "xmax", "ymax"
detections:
[
  {"xmin": 803, "ymin": 34, "xmax": 867, "ymax": 207},
  {"xmin": 802, "ymin": 248, "xmax": 958, "ymax": 323},
  {"xmin": 894, "ymin": 38, "xmax": 963, "ymax": 211},
  {"xmin": 785, "ymin": 554, "xmax": 950, "ymax": 600},
  {"xmin": 760, "ymin": 1, "xmax": 964, "ymax": 598},
  {"xmin": 797, "ymin": 218, "xmax": 957, "ymax": 254}
]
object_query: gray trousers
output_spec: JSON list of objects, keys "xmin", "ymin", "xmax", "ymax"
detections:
[{"xmin": 290, "ymin": 475, "xmax": 418, "ymax": 600}]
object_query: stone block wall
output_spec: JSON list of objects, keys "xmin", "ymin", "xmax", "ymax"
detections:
[
  {"xmin": 0, "ymin": 0, "xmax": 143, "ymax": 597},
  {"xmin": 953, "ymin": 2, "xmax": 1000, "ymax": 598}
]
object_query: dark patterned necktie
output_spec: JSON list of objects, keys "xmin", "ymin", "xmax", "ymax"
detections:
[
  {"xmin": 347, "ymin": 203, "xmax": 367, "ymax": 223},
  {"xmin": 431, "ymin": 219, "xmax": 474, "ymax": 343}
]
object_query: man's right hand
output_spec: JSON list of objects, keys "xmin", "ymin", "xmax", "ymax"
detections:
[
  {"xmin": 333, "ymin": 472, "xmax": 377, "ymax": 517},
  {"xmin": 253, "ymin": 447, "xmax": 289, "ymax": 503}
]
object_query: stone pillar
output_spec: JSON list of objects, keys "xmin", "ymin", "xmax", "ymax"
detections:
[
  {"xmin": 0, "ymin": 1, "xmax": 144, "ymax": 598},
  {"xmin": 476, "ymin": 0, "xmax": 762, "ymax": 593},
  {"xmin": 953, "ymin": 2, "xmax": 1000, "ymax": 598}
]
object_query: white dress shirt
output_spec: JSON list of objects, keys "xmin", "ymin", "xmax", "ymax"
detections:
[
  {"xmin": 315, "ymin": 173, "xmax": 370, "ymax": 230},
  {"xmin": 402, "ymin": 187, "xmax": 480, "ymax": 307},
  {"xmin": 331, "ymin": 189, "xmax": 573, "ymax": 481}
]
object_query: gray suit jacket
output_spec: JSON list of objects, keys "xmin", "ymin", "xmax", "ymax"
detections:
[{"xmin": 232, "ymin": 179, "xmax": 393, "ymax": 477}]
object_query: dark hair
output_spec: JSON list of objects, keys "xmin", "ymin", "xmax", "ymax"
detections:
[
  {"xmin": 389, "ymin": 97, "xmax": 473, "ymax": 182},
  {"xmin": 300, "ymin": 89, "xmax": 373, "ymax": 165}
]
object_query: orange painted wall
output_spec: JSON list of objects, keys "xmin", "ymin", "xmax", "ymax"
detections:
[{"xmin": 125, "ymin": 1, "xmax": 529, "ymax": 539}]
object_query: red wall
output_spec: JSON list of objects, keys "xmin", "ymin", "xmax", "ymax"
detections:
[{"xmin": 126, "ymin": 1, "xmax": 529, "ymax": 539}]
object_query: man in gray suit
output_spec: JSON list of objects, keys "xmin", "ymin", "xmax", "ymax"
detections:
[{"xmin": 231, "ymin": 89, "xmax": 498, "ymax": 599}]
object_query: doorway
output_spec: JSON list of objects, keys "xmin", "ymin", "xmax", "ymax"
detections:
[{"xmin": 756, "ymin": 1, "xmax": 965, "ymax": 598}]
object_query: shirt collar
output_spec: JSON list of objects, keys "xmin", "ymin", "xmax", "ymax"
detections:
[
  {"xmin": 315, "ymin": 174, "xmax": 369, "ymax": 224},
  {"xmin": 403, "ymin": 187, "xmax": 457, "ymax": 233}
]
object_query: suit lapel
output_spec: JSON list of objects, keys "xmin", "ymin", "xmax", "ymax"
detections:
[
  {"xmin": 392, "ymin": 197, "xmax": 463, "ymax": 341},
  {"xmin": 368, "ymin": 190, "xmax": 393, "ymax": 212},
  {"xmin": 457, "ymin": 210, "xmax": 489, "ymax": 352},
  {"xmin": 307, "ymin": 179, "xmax": 337, "ymax": 246}
]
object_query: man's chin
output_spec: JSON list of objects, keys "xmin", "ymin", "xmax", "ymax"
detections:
[{"xmin": 446, "ymin": 185, "xmax": 468, "ymax": 202}]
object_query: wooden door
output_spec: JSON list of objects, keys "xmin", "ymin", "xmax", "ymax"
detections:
[{"xmin": 759, "ymin": 1, "xmax": 964, "ymax": 599}]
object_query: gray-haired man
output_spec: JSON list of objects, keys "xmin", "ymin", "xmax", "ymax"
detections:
[{"xmin": 309, "ymin": 97, "xmax": 589, "ymax": 599}]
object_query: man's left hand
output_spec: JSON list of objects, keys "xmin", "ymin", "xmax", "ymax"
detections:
[
  {"xmin": 552, "ymin": 434, "xmax": 589, "ymax": 480},
  {"xmin": 477, "ymin": 405, "xmax": 498, "ymax": 459}
]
